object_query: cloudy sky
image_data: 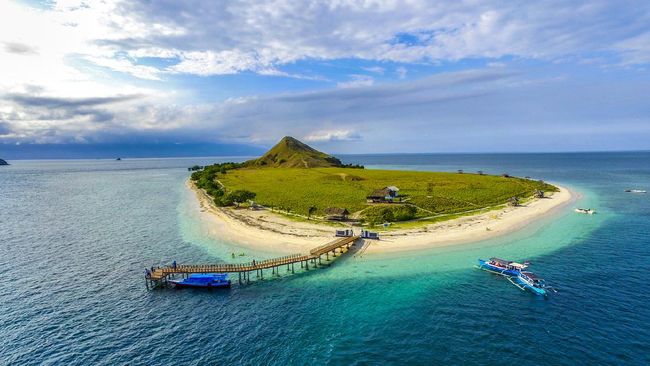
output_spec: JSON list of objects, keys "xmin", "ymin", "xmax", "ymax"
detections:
[{"xmin": 1, "ymin": 0, "xmax": 649, "ymax": 154}]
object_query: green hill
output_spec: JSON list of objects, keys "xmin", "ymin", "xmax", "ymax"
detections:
[{"xmin": 245, "ymin": 136, "xmax": 343, "ymax": 168}]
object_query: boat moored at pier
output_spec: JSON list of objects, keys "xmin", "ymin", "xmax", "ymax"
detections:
[{"xmin": 169, "ymin": 274, "xmax": 231, "ymax": 289}]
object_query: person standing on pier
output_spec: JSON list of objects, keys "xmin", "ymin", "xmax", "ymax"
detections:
[{"xmin": 172, "ymin": 260, "xmax": 177, "ymax": 269}]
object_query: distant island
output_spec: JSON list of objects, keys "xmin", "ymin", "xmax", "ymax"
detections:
[
  {"xmin": 0, "ymin": 159, "xmax": 8, "ymax": 166},
  {"xmin": 188, "ymin": 136, "xmax": 571, "ymax": 253}
]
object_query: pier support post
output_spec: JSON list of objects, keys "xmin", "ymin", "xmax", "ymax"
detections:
[
  {"xmin": 291, "ymin": 263, "xmax": 294, "ymax": 274},
  {"xmin": 305, "ymin": 261, "xmax": 309, "ymax": 270}
]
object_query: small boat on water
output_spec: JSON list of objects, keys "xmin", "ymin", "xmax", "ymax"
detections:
[
  {"xmin": 169, "ymin": 274, "xmax": 231, "ymax": 289},
  {"xmin": 476, "ymin": 257, "xmax": 527, "ymax": 276},
  {"xmin": 508, "ymin": 271, "xmax": 550, "ymax": 296},
  {"xmin": 574, "ymin": 208, "xmax": 596, "ymax": 214},
  {"xmin": 624, "ymin": 189, "xmax": 646, "ymax": 193}
]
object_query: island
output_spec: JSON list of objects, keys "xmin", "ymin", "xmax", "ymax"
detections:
[
  {"xmin": 188, "ymin": 137, "xmax": 573, "ymax": 253},
  {"xmin": 0, "ymin": 159, "xmax": 8, "ymax": 166}
]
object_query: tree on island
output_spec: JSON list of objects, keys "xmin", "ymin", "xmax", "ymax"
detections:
[
  {"xmin": 223, "ymin": 190, "xmax": 257, "ymax": 208},
  {"xmin": 308, "ymin": 206, "xmax": 317, "ymax": 220}
]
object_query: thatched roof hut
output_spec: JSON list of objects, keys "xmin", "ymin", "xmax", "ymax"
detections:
[{"xmin": 324, "ymin": 207, "xmax": 350, "ymax": 221}]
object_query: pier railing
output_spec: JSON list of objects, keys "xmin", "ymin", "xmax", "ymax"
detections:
[{"xmin": 147, "ymin": 236, "xmax": 360, "ymax": 284}]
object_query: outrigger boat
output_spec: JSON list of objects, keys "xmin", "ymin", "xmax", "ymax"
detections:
[
  {"xmin": 574, "ymin": 208, "xmax": 596, "ymax": 215},
  {"xmin": 169, "ymin": 274, "xmax": 231, "ymax": 289},
  {"xmin": 624, "ymin": 189, "xmax": 646, "ymax": 193},
  {"xmin": 508, "ymin": 271, "xmax": 552, "ymax": 296},
  {"xmin": 476, "ymin": 257, "xmax": 527, "ymax": 276}
]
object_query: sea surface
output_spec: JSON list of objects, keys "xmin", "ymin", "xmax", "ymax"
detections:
[{"xmin": 1, "ymin": 152, "xmax": 649, "ymax": 365}]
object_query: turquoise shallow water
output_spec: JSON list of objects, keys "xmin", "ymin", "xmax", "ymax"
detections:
[{"xmin": 1, "ymin": 153, "xmax": 649, "ymax": 365}]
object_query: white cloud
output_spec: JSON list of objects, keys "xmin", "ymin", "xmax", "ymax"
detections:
[
  {"xmin": 363, "ymin": 66, "xmax": 385, "ymax": 74},
  {"xmin": 1, "ymin": 0, "xmax": 650, "ymax": 151},
  {"xmin": 168, "ymin": 50, "xmax": 259, "ymax": 76},
  {"xmin": 337, "ymin": 75, "xmax": 374, "ymax": 88},
  {"xmin": 304, "ymin": 129, "xmax": 361, "ymax": 142}
]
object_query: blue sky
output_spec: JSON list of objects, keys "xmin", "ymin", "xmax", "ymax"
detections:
[{"xmin": 1, "ymin": 0, "xmax": 650, "ymax": 154}]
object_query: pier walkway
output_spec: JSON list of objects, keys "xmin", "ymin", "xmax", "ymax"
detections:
[{"xmin": 146, "ymin": 235, "xmax": 359, "ymax": 288}]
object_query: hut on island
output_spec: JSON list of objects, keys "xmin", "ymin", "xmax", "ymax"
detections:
[
  {"xmin": 508, "ymin": 196, "xmax": 520, "ymax": 207},
  {"xmin": 385, "ymin": 186, "xmax": 399, "ymax": 197},
  {"xmin": 366, "ymin": 186, "xmax": 399, "ymax": 203},
  {"xmin": 324, "ymin": 207, "xmax": 350, "ymax": 221}
]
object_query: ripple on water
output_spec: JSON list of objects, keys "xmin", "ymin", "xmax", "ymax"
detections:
[{"xmin": 1, "ymin": 156, "xmax": 649, "ymax": 365}]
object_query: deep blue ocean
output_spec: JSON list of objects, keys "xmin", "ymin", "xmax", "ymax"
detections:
[{"xmin": 1, "ymin": 152, "xmax": 649, "ymax": 365}]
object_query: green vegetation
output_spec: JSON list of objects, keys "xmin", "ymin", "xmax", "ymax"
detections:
[
  {"xmin": 216, "ymin": 167, "xmax": 557, "ymax": 222},
  {"xmin": 244, "ymin": 136, "xmax": 362, "ymax": 168},
  {"xmin": 363, "ymin": 205, "xmax": 418, "ymax": 224},
  {"xmin": 189, "ymin": 136, "xmax": 557, "ymax": 226},
  {"xmin": 191, "ymin": 162, "xmax": 246, "ymax": 206}
]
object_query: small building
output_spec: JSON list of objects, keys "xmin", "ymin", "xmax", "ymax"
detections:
[
  {"xmin": 367, "ymin": 186, "xmax": 399, "ymax": 202},
  {"xmin": 335, "ymin": 229, "xmax": 354, "ymax": 237},
  {"xmin": 324, "ymin": 207, "xmax": 350, "ymax": 221},
  {"xmin": 367, "ymin": 188, "xmax": 391, "ymax": 203},
  {"xmin": 385, "ymin": 186, "xmax": 399, "ymax": 197},
  {"xmin": 535, "ymin": 190, "xmax": 545, "ymax": 198},
  {"xmin": 361, "ymin": 230, "xmax": 380, "ymax": 240}
]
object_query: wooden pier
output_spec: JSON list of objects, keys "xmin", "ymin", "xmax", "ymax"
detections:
[{"xmin": 146, "ymin": 235, "xmax": 359, "ymax": 289}]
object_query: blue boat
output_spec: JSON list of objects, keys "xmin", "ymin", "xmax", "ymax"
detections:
[
  {"xmin": 509, "ymin": 272, "xmax": 548, "ymax": 296},
  {"xmin": 169, "ymin": 274, "xmax": 231, "ymax": 289},
  {"xmin": 476, "ymin": 257, "xmax": 527, "ymax": 276}
]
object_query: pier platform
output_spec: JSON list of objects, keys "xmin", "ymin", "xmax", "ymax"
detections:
[{"xmin": 146, "ymin": 235, "xmax": 359, "ymax": 288}]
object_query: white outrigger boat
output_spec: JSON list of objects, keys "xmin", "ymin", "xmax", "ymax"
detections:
[
  {"xmin": 508, "ymin": 271, "xmax": 556, "ymax": 296},
  {"xmin": 574, "ymin": 208, "xmax": 596, "ymax": 215},
  {"xmin": 624, "ymin": 189, "xmax": 646, "ymax": 193}
]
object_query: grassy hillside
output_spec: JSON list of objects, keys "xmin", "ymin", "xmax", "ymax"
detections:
[
  {"xmin": 244, "ymin": 136, "xmax": 346, "ymax": 168},
  {"xmin": 218, "ymin": 167, "xmax": 557, "ymax": 222}
]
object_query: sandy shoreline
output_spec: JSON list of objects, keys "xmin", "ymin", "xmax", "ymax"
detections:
[{"xmin": 188, "ymin": 180, "xmax": 576, "ymax": 255}]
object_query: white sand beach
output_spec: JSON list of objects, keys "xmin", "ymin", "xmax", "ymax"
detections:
[{"xmin": 188, "ymin": 180, "xmax": 576, "ymax": 255}]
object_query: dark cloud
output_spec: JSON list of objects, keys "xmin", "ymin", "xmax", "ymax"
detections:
[
  {"xmin": 5, "ymin": 94, "xmax": 141, "ymax": 109},
  {"xmin": 97, "ymin": 0, "xmax": 650, "ymax": 76},
  {"xmin": 0, "ymin": 121, "xmax": 12, "ymax": 135},
  {"xmin": 4, "ymin": 42, "xmax": 38, "ymax": 55}
]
